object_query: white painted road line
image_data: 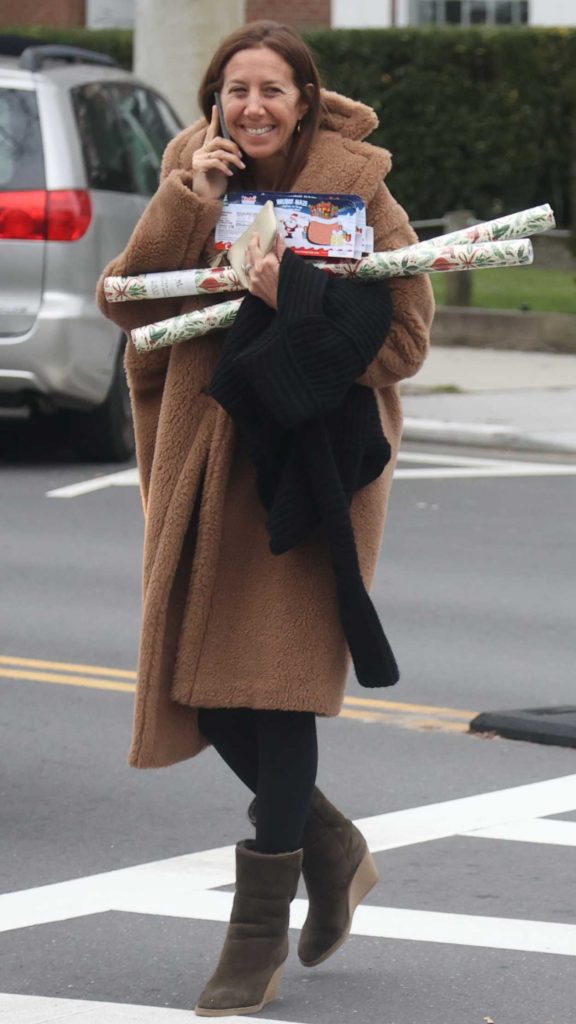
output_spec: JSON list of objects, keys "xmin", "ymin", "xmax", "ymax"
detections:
[
  {"xmin": 0, "ymin": 845, "xmax": 237, "ymax": 934},
  {"xmin": 2, "ymin": 777, "xmax": 576, "ymax": 1022},
  {"xmin": 111, "ymin": 889, "xmax": 576, "ymax": 957},
  {"xmin": 467, "ymin": 817, "xmax": 576, "ymax": 847},
  {"xmin": 2, "ymin": 775, "xmax": 575, "ymax": 937},
  {"xmin": 350, "ymin": 904, "xmax": 576, "ymax": 956},
  {"xmin": 398, "ymin": 451, "xmax": 508, "ymax": 466},
  {"xmin": 394, "ymin": 463, "xmax": 576, "ymax": 480},
  {"xmin": 357, "ymin": 772, "xmax": 576, "ymax": 853},
  {"xmin": 45, "ymin": 452, "xmax": 576, "ymax": 496},
  {"xmin": 46, "ymin": 468, "xmax": 139, "ymax": 498},
  {"xmin": 0, "ymin": 993, "xmax": 300, "ymax": 1023}
]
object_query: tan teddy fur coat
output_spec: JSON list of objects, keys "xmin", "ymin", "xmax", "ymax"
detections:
[{"xmin": 97, "ymin": 91, "xmax": 434, "ymax": 769}]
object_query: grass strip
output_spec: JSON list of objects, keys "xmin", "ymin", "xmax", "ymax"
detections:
[{"xmin": 432, "ymin": 268, "xmax": 576, "ymax": 315}]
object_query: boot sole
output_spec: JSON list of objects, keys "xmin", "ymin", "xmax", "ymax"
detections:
[
  {"xmin": 194, "ymin": 961, "xmax": 284, "ymax": 1017},
  {"xmin": 299, "ymin": 848, "xmax": 379, "ymax": 967}
]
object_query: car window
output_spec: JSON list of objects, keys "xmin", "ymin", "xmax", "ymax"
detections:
[
  {"xmin": 0, "ymin": 88, "xmax": 45, "ymax": 190},
  {"xmin": 72, "ymin": 82, "xmax": 134, "ymax": 194},
  {"xmin": 149, "ymin": 92, "xmax": 183, "ymax": 141},
  {"xmin": 107, "ymin": 84, "xmax": 181, "ymax": 196}
]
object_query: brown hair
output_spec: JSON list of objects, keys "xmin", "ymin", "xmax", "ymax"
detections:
[{"xmin": 197, "ymin": 20, "xmax": 328, "ymax": 191}]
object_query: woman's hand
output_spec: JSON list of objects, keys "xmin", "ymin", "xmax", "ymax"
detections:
[
  {"xmin": 244, "ymin": 232, "xmax": 286, "ymax": 310},
  {"xmin": 192, "ymin": 105, "xmax": 245, "ymax": 200}
]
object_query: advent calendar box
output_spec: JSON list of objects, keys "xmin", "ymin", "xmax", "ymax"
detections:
[{"xmin": 215, "ymin": 192, "xmax": 374, "ymax": 260}]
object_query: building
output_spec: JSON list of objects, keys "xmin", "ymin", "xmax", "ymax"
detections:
[
  {"xmin": 333, "ymin": 0, "xmax": 576, "ymax": 28},
  {"xmin": 0, "ymin": 0, "xmax": 573, "ymax": 32}
]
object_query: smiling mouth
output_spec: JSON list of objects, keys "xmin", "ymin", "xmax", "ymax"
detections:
[{"xmin": 242, "ymin": 125, "xmax": 275, "ymax": 136}]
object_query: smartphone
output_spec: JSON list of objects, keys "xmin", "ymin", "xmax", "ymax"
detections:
[{"xmin": 214, "ymin": 91, "xmax": 231, "ymax": 141}]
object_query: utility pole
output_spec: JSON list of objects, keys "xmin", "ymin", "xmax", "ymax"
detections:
[
  {"xmin": 134, "ymin": 0, "xmax": 246, "ymax": 125},
  {"xmin": 390, "ymin": 0, "xmax": 397, "ymax": 26}
]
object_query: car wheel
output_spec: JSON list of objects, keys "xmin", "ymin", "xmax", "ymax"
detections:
[{"xmin": 72, "ymin": 344, "xmax": 135, "ymax": 463}]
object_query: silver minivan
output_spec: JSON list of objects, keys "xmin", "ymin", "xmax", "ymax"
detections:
[{"xmin": 0, "ymin": 41, "xmax": 183, "ymax": 460}]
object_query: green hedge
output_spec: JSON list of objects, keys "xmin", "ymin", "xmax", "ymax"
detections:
[
  {"xmin": 306, "ymin": 27, "xmax": 576, "ymax": 229},
  {"xmin": 5, "ymin": 25, "xmax": 575, "ymax": 228},
  {"xmin": 2, "ymin": 25, "xmax": 132, "ymax": 68}
]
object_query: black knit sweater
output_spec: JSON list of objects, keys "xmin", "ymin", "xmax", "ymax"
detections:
[{"xmin": 209, "ymin": 249, "xmax": 399, "ymax": 687}]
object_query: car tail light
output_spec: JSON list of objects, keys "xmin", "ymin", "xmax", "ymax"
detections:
[
  {"xmin": 47, "ymin": 190, "xmax": 92, "ymax": 241},
  {"xmin": 0, "ymin": 190, "xmax": 47, "ymax": 240},
  {"xmin": 0, "ymin": 190, "xmax": 92, "ymax": 241}
]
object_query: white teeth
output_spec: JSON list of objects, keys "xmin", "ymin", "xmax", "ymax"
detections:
[{"xmin": 244, "ymin": 126, "xmax": 274, "ymax": 136}]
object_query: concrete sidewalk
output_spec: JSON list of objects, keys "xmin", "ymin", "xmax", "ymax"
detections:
[{"xmin": 402, "ymin": 346, "xmax": 576, "ymax": 454}]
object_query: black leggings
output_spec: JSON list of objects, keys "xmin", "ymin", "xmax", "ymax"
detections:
[{"xmin": 198, "ymin": 707, "xmax": 318, "ymax": 854}]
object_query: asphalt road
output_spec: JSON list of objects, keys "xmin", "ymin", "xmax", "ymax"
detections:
[{"xmin": 1, "ymin": 433, "xmax": 576, "ymax": 1024}]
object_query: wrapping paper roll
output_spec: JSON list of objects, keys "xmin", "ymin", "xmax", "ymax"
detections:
[
  {"xmin": 131, "ymin": 237, "xmax": 533, "ymax": 352},
  {"xmin": 104, "ymin": 264, "xmax": 243, "ymax": 303},
  {"xmin": 104, "ymin": 203, "xmax": 553, "ymax": 305},
  {"xmin": 437, "ymin": 203, "xmax": 554, "ymax": 249},
  {"xmin": 133, "ymin": 298, "xmax": 244, "ymax": 352}
]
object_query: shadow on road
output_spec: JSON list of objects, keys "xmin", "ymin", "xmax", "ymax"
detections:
[{"xmin": 0, "ymin": 414, "xmax": 83, "ymax": 465}]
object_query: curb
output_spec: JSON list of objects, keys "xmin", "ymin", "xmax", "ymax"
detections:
[
  {"xmin": 403, "ymin": 417, "xmax": 576, "ymax": 455},
  {"xmin": 470, "ymin": 706, "xmax": 576, "ymax": 749}
]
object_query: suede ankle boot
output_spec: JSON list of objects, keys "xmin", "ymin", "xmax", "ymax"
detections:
[
  {"xmin": 247, "ymin": 788, "xmax": 378, "ymax": 968},
  {"xmin": 195, "ymin": 840, "xmax": 302, "ymax": 1017},
  {"xmin": 297, "ymin": 788, "xmax": 378, "ymax": 966}
]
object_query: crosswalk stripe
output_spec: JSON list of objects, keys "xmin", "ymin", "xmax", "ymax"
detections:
[
  {"xmin": 358, "ymin": 773, "xmax": 576, "ymax": 853},
  {"xmin": 2, "ymin": 775, "xmax": 576, "ymax": 1019},
  {"xmin": 106, "ymin": 888, "xmax": 576, "ymax": 957},
  {"xmin": 0, "ymin": 992, "xmax": 298, "ymax": 1023},
  {"xmin": 467, "ymin": 818, "xmax": 576, "ymax": 846},
  {"xmin": 2, "ymin": 775, "xmax": 575, "ymax": 938}
]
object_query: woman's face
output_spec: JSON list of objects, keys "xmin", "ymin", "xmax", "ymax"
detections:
[{"xmin": 221, "ymin": 47, "xmax": 309, "ymax": 164}]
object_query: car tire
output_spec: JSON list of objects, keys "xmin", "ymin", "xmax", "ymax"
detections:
[{"xmin": 72, "ymin": 343, "xmax": 135, "ymax": 463}]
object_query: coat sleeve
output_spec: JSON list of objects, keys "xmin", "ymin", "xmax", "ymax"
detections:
[
  {"xmin": 356, "ymin": 182, "xmax": 434, "ymax": 389},
  {"xmin": 95, "ymin": 132, "xmax": 222, "ymax": 501}
]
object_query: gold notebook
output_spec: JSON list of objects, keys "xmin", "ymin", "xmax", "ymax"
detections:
[{"xmin": 228, "ymin": 200, "xmax": 278, "ymax": 288}]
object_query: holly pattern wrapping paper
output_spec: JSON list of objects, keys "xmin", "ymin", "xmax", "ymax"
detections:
[
  {"xmin": 105, "ymin": 204, "xmax": 553, "ymax": 306},
  {"xmin": 104, "ymin": 265, "xmax": 243, "ymax": 303},
  {"xmin": 438, "ymin": 203, "xmax": 554, "ymax": 249},
  {"xmin": 132, "ymin": 299, "xmax": 244, "ymax": 352},
  {"xmin": 130, "ymin": 238, "xmax": 533, "ymax": 352}
]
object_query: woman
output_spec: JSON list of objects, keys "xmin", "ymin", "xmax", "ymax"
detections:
[{"xmin": 98, "ymin": 20, "xmax": 434, "ymax": 1018}]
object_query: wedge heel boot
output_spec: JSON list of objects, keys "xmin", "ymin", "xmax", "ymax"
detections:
[
  {"xmin": 297, "ymin": 788, "xmax": 378, "ymax": 966},
  {"xmin": 195, "ymin": 841, "xmax": 302, "ymax": 1017},
  {"xmin": 247, "ymin": 788, "xmax": 378, "ymax": 968}
]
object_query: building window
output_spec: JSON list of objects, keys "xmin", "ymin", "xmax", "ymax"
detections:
[{"xmin": 413, "ymin": 0, "xmax": 529, "ymax": 24}]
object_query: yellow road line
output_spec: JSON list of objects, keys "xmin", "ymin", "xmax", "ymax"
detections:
[
  {"xmin": 343, "ymin": 695, "xmax": 474, "ymax": 718},
  {"xmin": 339, "ymin": 708, "xmax": 390, "ymax": 723},
  {"xmin": 339, "ymin": 708, "xmax": 471, "ymax": 733},
  {"xmin": 399, "ymin": 717, "xmax": 471, "ymax": 733},
  {"xmin": 0, "ymin": 668, "xmax": 135, "ymax": 693},
  {"xmin": 0, "ymin": 654, "xmax": 136, "ymax": 679},
  {"xmin": 0, "ymin": 655, "xmax": 475, "ymax": 732}
]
